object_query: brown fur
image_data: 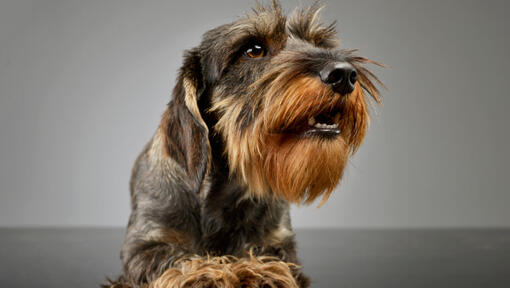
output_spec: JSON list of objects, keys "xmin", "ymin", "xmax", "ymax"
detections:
[
  {"xmin": 150, "ymin": 255, "xmax": 298, "ymax": 288},
  {"xmin": 212, "ymin": 68, "xmax": 380, "ymax": 204}
]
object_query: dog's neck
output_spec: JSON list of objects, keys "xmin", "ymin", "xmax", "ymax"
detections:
[{"xmin": 193, "ymin": 114, "xmax": 286, "ymax": 255}]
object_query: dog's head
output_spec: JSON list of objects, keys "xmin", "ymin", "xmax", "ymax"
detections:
[{"xmin": 161, "ymin": 1, "xmax": 382, "ymax": 204}]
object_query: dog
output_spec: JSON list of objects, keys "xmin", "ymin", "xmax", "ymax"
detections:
[{"xmin": 107, "ymin": 1, "xmax": 382, "ymax": 287}]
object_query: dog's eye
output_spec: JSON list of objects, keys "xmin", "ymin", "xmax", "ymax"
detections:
[{"xmin": 245, "ymin": 44, "xmax": 265, "ymax": 58}]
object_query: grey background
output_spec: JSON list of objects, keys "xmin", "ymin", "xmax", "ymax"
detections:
[{"xmin": 1, "ymin": 0, "xmax": 509, "ymax": 228}]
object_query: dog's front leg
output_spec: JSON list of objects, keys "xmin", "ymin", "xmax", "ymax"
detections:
[{"xmin": 120, "ymin": 228, "xmax": 195, "ymax": 287}]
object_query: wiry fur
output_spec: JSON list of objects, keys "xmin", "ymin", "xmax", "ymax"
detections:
[
  {"xmin": 213, "ymin": 68, "xmax": 379, "ymax": 203},
  {"xmin": 107, "ymin": 1, "xmax": 382, "ymax": 288},
  {"xmin": 150, "ymin": 255, "xmax": 298, "ymax": 288}
]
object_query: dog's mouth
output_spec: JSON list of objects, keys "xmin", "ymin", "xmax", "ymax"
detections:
[
  {"xmin": 281, "ymin": 110, "xmax": 342, "ymax": 139},
  {"xmin": 302, "ymin": 110, "xmax": 341, "ymax": 138}
]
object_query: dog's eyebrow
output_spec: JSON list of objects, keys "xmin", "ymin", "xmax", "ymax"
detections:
[
  {"xmin": 286, "ymin": 5, "xmax": 339, "ymax": 48},
  {"xmin": 228, "ymin": 12, "xmax": 286, "ymax": 42},
  {"xmin": 220, "ymin": 4, "xmax": 287, "ymax": 52}
]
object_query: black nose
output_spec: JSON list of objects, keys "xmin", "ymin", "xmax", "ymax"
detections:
[{"xmin": 320, "ymin": 62, "xmax": 358, "ymax": 95}]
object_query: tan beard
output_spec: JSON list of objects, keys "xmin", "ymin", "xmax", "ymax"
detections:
[{"xmin": 213, "ymin": 76, "xmax": 370, "ymax": 204}]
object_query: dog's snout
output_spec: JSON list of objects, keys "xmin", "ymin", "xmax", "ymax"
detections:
[{"xmin": 320, "ymin": 62, "xmax": 357, "ymax": 95}]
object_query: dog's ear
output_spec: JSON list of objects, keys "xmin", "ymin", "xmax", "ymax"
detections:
[{"xmin": 161, "ymin": 49, "xmax": 210, "ymax": 190}]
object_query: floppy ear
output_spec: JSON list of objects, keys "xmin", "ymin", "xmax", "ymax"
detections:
[{"xmin": 161, "ymin": 49, "xmax": 210, "ymax": 190}]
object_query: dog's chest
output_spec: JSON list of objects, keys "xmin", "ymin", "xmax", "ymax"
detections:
[{"xmin": 198, "ymin": 186, "xmax": 284, "ymax": 255}]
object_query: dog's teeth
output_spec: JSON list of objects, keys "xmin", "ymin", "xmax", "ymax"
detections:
[
  {"xmin": 308, "ymin": 117, "xmax": 316, "ymax": 126},
  {"xmin": 313, "ymin": 122, "xmax": 339, "ymax": 129}
]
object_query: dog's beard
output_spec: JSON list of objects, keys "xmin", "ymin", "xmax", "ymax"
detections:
[
  {"xmin": 213, "ymin": 75, "xmax": 371, "ymax": 204},
  {"xmin": 262, "ymin": 133, "xmax": 349, "ymax": 204}
]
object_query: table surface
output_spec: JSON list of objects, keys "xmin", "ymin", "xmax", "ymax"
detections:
[{"xmin": 1, "ymin": 228, "xmax": 509, "ymax": 288}]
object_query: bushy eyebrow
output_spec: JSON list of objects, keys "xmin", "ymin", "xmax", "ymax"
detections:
[
  {"xmin": 226, "ymin": 2, "xmax": 287, "ymax": 52},
  {"xmin": 286, "ymin": 4, "xmax": 339, "ymax": 48}
]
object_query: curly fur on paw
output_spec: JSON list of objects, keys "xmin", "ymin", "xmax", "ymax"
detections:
[{"xmin": 149, "ymin": 255, "xmax": 299, "ymax": 288}]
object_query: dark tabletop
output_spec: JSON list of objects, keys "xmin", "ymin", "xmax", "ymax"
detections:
[{"xmin": 1, "ymin": 228, "xmax": 509, "ymax": 288}]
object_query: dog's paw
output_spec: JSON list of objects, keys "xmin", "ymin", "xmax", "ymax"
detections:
[
  {"xmin": 150, "ymin": 257, "xmax": 237, "ymax": 288},
  {"xmin": 149, "ymin": 255, "xmax": 299, "ymax": 288},
  {"xmin": 231, "ymin": 255, "xmax": 299, "ymax": 288}
]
